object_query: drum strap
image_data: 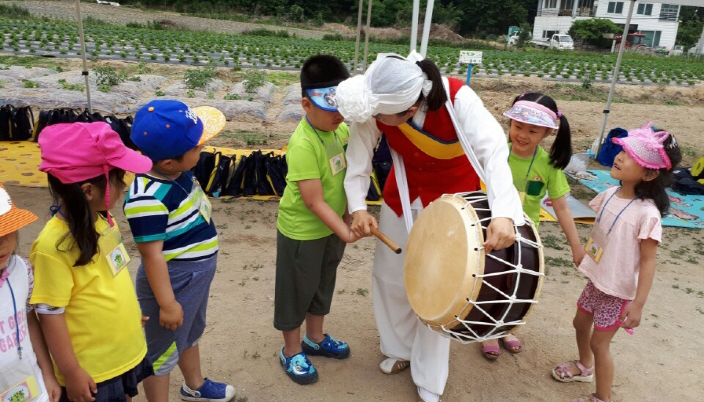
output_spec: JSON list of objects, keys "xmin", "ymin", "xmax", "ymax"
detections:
[
  {"xmin": 390, "ymin": 149, "xmax": 415, "ymax": 233},
  {"xmin": 440, "ymin": 77, "xmax": 487, "ymax": 184}
]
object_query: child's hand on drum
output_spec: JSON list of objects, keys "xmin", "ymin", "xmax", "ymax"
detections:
[
  {"xmin": 351, "ymin": 210, "xmax": 378, "ymax": 238},
  {"xmin": 484, "ymin": 217, "xmax": 516, "ymax": 252}
]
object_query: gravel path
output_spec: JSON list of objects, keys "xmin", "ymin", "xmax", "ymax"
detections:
[{"xmin": 4, "ymin": 0, "xmax": 328, "ymax": 39}]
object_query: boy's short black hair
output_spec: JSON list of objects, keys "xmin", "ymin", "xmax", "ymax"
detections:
[{"xmin": 300, "ymin": 55, "xmax": 350, "ymax": 98}]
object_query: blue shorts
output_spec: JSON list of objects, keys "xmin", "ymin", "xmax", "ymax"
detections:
[{"xmin": 136, "ymin": 254, "xmax": 217, "ymax": 376}]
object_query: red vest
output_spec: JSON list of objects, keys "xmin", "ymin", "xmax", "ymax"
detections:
[{"xmin": 377, "ymin": 77, "xmax": 480, "ymax": 216}]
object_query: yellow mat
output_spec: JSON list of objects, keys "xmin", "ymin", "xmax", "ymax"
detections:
[
  {"xmin": 0, "ymin": 141, "xmax": 47, "ymax": 187},
  {"xmin": 0, "ymin": 142, "xmax": 383, "ymax": 205}
]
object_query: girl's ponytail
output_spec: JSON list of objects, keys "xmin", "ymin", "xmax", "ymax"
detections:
[
  {"xmin": 416, "ymin": 58, "xmax": 447, "ymax": 111},
  {"xmin": 48, "ymin": 169, "xmax": 125, "ymax": 266},
  {"xmin": 550, "ymin": 113, "xmax": 572, "ymax": 170}
]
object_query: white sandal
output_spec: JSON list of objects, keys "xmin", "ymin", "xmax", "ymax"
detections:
[{"xmin": 552, "ymin": 360, "xmax": 594, "ymax": 383}]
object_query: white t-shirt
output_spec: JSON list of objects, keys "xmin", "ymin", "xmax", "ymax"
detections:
[{"xmin": 0, "ymin": 255, "xmax": 49, "ymax": 402}]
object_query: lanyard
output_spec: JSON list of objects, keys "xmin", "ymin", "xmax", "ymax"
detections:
[
  {"xmin": 509, "ymin": 144, "xmax": 538, "ymax": 189},
  {"xmin": 596, "ymin": 188, "xmax": 638, "ymax": 235},
  {"xmin": 152, "ymin": 170, "xmax": 195, "ymax": 198},
  {"xmin": 7, "ymin": 277, "xmax": 23, "ymax": 360},
  {"xmin": 305, "ymin": 117, "xmax": 340, "ymax": 149},
  {"xmin": 49, "ymin": 204, "xmax": 66, "ymax": 219}
]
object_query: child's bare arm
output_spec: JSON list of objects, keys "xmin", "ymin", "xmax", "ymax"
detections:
[
  {"xmin": 551, "ymin": 195, "xmax": 585, "ymax": 266},
  {"xmin": 620, "ymin": 238, "xmax": 658, "ymax": 329},
  {"xmin": 40, "ymin": 314, "xmax": 97, "ymax": 402},
  {"xmin": 298, "ymin": 178, "xmax": 357, "ymax": 243},
  {"xmin": 136, "ymin": 241, "xmax": 183, "ymax": 330},
  {"xmin": 28, "ymin": 311, "xmax": 61, "ymax": 401}
]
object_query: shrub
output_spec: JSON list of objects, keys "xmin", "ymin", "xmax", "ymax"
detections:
[
  {"xmin": 94, "ymin": 66, "xmax": 124, "ymax": 87},
  {"xmin": 183, "ymin": 65, "xmax": 216, "ymax": 89},
  {"xmin": 242, "ymin": 69, "xmax": 268, "ymax": 93}
]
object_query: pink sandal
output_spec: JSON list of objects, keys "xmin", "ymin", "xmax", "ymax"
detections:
[
  {"xmin": 571, "ymin": 394, "xmax": 611, "ymax": 402},
  {"xmin": 501, "ymin": 336, "xmax": 522, "ymax": 353},
  {"xmin": 481, "ymin": 345, "xmax": 500, "ymax": 360},
  {"xmin": 552, "ymin": 360, "xmax": 594, "ymax": 383}
]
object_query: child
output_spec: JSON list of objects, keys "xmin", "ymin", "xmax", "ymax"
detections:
[
  {"xmin": 274, "ymin": 55, "xmax": 357, "ymax": 385},
  {"xmin": 481, "ymin": 92, "xmax": 585, "ymax": 359},
  {"xmin": 124, "ymin": 100, "xmax": 235, "ymax": 402},
  {"xmin": 30, "ymin": 122, "xmax": 154, "ymax": 402},
  {"xmin": 0, "ymin": 183, "xmax": 61, "ymax": 402},
  {"xmin": 552, "ymin": 123, "xmax": 681, "ymax": 402}
]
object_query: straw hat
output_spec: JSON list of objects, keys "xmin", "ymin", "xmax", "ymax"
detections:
[{"xmin": 0, "ymin": 183, "xmax": 38, "ymax": 237}]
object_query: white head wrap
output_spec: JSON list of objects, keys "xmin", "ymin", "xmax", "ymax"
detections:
[{"xmin": 337, "ymin": 51, "xmax": 434, "ymax": 123}]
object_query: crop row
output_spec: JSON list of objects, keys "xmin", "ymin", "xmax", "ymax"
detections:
[{"xmin": 1, "ymin": 18, "xmax": 703, "ymax": 85}]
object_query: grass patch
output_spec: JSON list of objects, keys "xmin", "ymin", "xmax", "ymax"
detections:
[
  {"xmin": 220, "ymin": 130, "xmax": 270, "ymax": 146},
  {"xmin": 542, "ymin": 234, "xmax": 565, "ymax": 250},
  {"xmin": 545, "ymin": 256, "xmax": 573, "ymax": 268},
  {"xmin": 242, "ymin": 28, "xmax": 291, "ymax": 38},
  {"xmin": 267, "ymin": 71, "xmax": 298, "ymax": 87},
  {"xmin": 0, "ymin": 55, "xmax": 55, "ymax": 69},
  {"xmin": 0, "ymin": 4, "xmax": 31, "ymax": 19},
  {"xmin": 58, "ymin": 79, "xmax": 84, "ymax": 91},
  {"xmin": 566, "ymin": 176, "xmax": 594, "ymax": 201}
]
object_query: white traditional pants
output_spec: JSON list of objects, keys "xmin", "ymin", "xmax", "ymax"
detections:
[{"xmin": 372, "ymin": 202, "xmax": 450, "ymax": 395}]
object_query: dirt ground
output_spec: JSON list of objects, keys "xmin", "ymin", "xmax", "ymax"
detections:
[
  {"xmin": 3, "ymin": 6, "xmax": 704, "ymax": 398},
  {"xmin": 6, "ymin": 73, "xmax": 704, "ymax": 401}
]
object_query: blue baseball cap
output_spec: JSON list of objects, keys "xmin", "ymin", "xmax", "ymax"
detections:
[
  {"xmin": 131, "ymin": 100, "xmax": 225, "ymax": 160},
  {"xmin": 307, "ymin": 87, "xmax": 339, "ymax": 112}
]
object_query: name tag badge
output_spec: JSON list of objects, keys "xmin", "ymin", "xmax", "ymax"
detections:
[
  {"xmin": 329, "ymin": 153, "xmax": 346, "ymax": 176},
  {"xmin": 199, "ymin": 194, "xmax": 212, "ymax": 222},
  {"xmin": 585, "ymin": 236, "xmax": 604, "ymax": 263},
  {"xmin": 106, "ymin": 243, "xmax": 130, "ymax": 277},
  {"xmin": 1, "ymin": 375, "xmax": 40, "ymax": 402}
]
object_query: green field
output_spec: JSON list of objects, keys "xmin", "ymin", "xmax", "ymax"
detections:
[{"xmin": 2, "ymin": 18, "xmax": 704, "ymax": 85}]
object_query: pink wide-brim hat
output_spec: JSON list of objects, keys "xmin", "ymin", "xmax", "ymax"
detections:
[{"xmin": 612, "ymin": 122, "xmax": 672, "ymax": 170}]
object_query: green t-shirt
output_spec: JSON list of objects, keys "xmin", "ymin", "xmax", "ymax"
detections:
[
  {"xmin": 508, "ymin": 146, "xmax": 570, "ymax": 227},
  {"xmin": 277, "ymin": 119, "xmax": 350, "ymax": 240}
]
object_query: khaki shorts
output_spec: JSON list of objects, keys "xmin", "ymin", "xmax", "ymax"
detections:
[{"xmin": 274, "ymin": 230, "xmax": 345, "ymax": 331}]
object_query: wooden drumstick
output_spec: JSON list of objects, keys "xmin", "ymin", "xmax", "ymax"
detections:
[{"xmin": 371, "ymin": 227, "xmax": 402, "ymax": 254}]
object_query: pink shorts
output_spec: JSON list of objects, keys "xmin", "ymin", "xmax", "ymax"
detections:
[{"xmin": 577, "ymin": 281, "xmax": 631, "ymax": 332}]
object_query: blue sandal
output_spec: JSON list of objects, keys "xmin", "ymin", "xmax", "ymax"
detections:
[
  {"xmin": 301, "ymin": 333, "xmax": 350, "ymax": 359},
  {"xmin": 279, "ymin": 347, "xmax": 318, "ymax": 385}
]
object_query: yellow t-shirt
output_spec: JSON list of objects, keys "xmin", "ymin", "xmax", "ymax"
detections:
[{"xmin": 29, "ymin": 216, "xmax": 146, "ymax": 385}]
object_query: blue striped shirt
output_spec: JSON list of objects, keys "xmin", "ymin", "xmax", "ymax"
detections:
[{"xmin": 124, "ymin": 171, "xmax": 218, "ymax": 261}]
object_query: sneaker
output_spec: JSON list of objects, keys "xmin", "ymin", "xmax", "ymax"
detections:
[
  {"xmin": 180, "ymin": 378, "xmax": 235, "ymax": 402},
  {"xmin": 301, "ymin": 333, "xmax": 350, "ymax": 359},
  {"xmin": 279, "ymin": 347, "xmax": 318, "ymax": 385}
]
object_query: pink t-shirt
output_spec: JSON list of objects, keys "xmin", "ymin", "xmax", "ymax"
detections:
[{"xmin": 578, "ymin": 186, "xmax": 662, "ymax": 300}]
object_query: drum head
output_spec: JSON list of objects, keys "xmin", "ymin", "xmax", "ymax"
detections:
[{"xmin": 404, "ymin": 196, "xmax": 483, "ymax": 326}]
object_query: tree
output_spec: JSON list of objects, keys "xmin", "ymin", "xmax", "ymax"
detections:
[
  {"xmin": 676, "ymin": 6, "xmax": 704, "ymax": 50},
  {"xmin": 455, "ymin": 0, "xmax": 529, "ymax": 37},
  {"xmin": 567, "ymin": 18, "xmax": 620, "ymax": 48},
  {"xmin": 516, "ymin": 22, "xmax": 532, "ymax": 49}
]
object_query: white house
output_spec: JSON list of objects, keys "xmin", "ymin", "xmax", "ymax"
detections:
[{"xmin": 533, "ymin": 1, "xmax": 681, "ymax": 50}]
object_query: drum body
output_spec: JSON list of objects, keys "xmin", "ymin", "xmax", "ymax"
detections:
[{"xmin": 404, "ymin": 192, "xmax": 544, "ymax": 343}]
